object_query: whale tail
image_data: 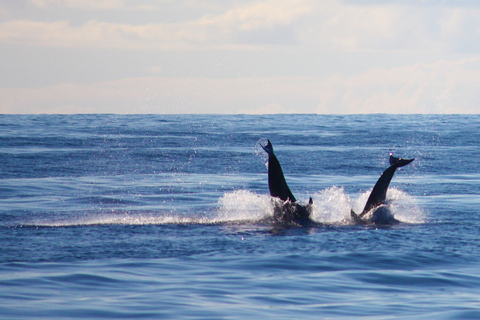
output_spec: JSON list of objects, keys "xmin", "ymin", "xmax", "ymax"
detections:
[
  {"xmin": 389, "ymin": 153, "xmax": 414, "ymax": 168},
  {"xmin": 260, "ymin": 139, "xmax": 313, "ymax": 224},
  {"xmin": 261, "ymin": 139, "xmax": 297, "ymax": 203},
  {"xmin": 356, "ymin": 153, "xmax": 415, "ymax": 222},
  {"xmin": 261, "ymin": 139, "xmax": 274, "ymax": 156}
]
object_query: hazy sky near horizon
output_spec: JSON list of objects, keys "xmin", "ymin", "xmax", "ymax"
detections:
[{"xmin": 1, "ymin": 0, "xmax": 480, "ymax": 114}]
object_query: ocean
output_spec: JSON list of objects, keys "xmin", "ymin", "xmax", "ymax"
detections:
[{"xmin": 1, "ymin": 114, "xmax": 479, "ymax": 319}]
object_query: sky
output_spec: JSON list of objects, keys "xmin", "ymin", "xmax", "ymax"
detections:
[{"xmin": 1, "ymin": 0, "xmax": 480, "ymax": 114}]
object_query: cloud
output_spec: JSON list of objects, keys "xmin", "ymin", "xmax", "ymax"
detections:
[
  {"xmin": 2, "ymin": 58, "xmax": 479, "ymax": 114},
  {"xmin": 29, "ymin": 0, "xmax": 124, "ymax": 10},
  {"xmin": 306, "ymin": 2, "xmax": 480, "ymax": 53},
  {"xmin": 1, "ymin": 0, "xmax": 480, "ymax": 115},
  {"xmin": 315, "ymin": 58, "xmax": 480, "ymax": 114},
  {"xmin": 0, "ymin": 0, "xmax": 311, "ymax": 49},
  {"xmin": 205, "ymin": 0, "xmax": 311, "ymax": 31},
  {"xmin": 0, "ymin": 77, "xmax": 317, "ymax": 114},
  {"xmin": 0, "ymin": 0, "xmax": 479, "ymax": 53}
]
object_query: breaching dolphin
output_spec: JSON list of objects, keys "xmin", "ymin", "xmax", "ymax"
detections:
[
  {"xmin": 351, "ymin": 153, "xmax": 414, "ymax": 225},
  {"xmin": 261, "ymin": 140, "xmax": 313, "ymax": 225}
]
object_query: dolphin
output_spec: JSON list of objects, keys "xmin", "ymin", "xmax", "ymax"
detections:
[
  {"xmin": 351, "ymin": 153, "xmax": 414, "ymax": 225},
  {"xmin": 261, "ymin": 140, "xmax": 313, "ymax": 225}
]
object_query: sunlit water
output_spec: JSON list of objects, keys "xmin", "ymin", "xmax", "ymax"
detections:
[{"xmin": 1, "ymin": 114, "xmax": 480, "ymax": 319}]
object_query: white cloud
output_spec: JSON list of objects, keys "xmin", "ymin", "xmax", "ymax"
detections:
[
  {"xmin": 304, "ymin": 2, "xmax": 480, "ymax": 53},
  {"xmin": 30, "ymin": 0, "xmax": 124, "ymax": 10},
  {"xmin": 0, "ymin": 0, "xmax": 312, "ymax": 49},
  {"xmin": 204, "ymin": 0, "xmax": 311, "ymax": 31},
  {"xmin": 2, "ymin": 58, "xmax": 479, "ymax": 114},
  {"xmin": 0, "ymin": 0, "xmax": 479, "ymax": 53},
  {"xmin": 0, "ymin": 19, "xmax": 187, "ymax": 49},
  {"xmin": 1, "ymin": 0, "xmax": 480, "ymax": 114},
  {"xmin": 315, "ymin": 58, "xmax": 480, "ymax": 114}
]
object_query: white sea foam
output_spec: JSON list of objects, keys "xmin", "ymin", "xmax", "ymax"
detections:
[
  {"xmin": 28, "ymin": 187, "xmax": 424, "ymax": 227},
  {"xmin": 383, "ymin": 187, "xmax": 426, "ymax": 224},
  {"xmin": 31, "ymin": 212, "xmax": 209, "ymax": 227},
  {"xmin": 308, "ymin": 186, "xmax": 352, "ymax": 224},
  {"xmin": 216, "ymin": 187, "xmax": 426, "ymax": 225},
  {"xmin": 345, "ymin": 188, "xmax": 426, "ymax": 224},
  {"xmin": 215, "ymin": 190, "xmax": 272, "ymax": 223}
]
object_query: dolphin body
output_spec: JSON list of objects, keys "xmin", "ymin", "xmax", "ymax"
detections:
[
  {"xmin": 261, "ymin": 140, "xmax": 313, "ymax": 225},
  {"xmin": 351, "ymin": 153, "xmax": 414, "ymax": 225}
]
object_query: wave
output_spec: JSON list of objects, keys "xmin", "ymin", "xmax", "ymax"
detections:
[
  {"xmin": 21, "ymin": 212, "xmax": 204, "ymax": 228},
  {"xmin": 217, "ymin": 187, "xmax": 425, "ymax": 225},
  {"xmin": 20, "ymin": 187, "xmax": 424, "ymax": 227}
]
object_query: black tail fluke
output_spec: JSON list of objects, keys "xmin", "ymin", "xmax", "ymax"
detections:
[
  {"xmin": 389, "ymin": 153, "xmax": 414, "ymax": 168},
  {"xmin": 261, "ymin": 140, "xmax": 274, "ymax": 156}
]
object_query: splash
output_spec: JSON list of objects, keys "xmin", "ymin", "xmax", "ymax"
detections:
[
  {"xmin": 309, "ymin": 186, "xmax": 353, "ymax": 224},
  {"xmin": 22, "ymin": 187, "xmax": 424, "ymax": 227},
  {"xmin": 382, "ymin": 187, "xmax": 425, "ymax": 224},
  {"xmin": 215, "ymin": 190, "xmax": 272, "ymax": 223},
  {"xmin": 217, "ymin": 187, "xmax": 425, "ymax": 225},
  {"xmin": 25, "ymin": 190, "xmax": 272, "ymax": 227},
  {"xmin": 27, "ymin": 211, "xmax": 210, "ymax": 227},
  {"xmin": 345, "ymin": 187, "xmax": 425, "ymax": 224}
]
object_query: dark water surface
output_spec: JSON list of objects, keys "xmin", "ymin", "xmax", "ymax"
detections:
[{"xmin": 1, "ymin": 114, "xmax": 479, "ymax": 319}]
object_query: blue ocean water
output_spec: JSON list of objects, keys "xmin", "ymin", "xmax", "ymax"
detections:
[{"xmin": 1, "ymin": 114, "xmax": 480, "ymax": 319}]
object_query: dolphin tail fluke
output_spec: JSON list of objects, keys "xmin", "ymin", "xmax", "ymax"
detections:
[
  {"xmin": 261, "ymin": 139, "xmax": 274, "ymax": 156},
  {"xmin": 389, "ymin": 153, "xmax": 414, "ymax": 168}
]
